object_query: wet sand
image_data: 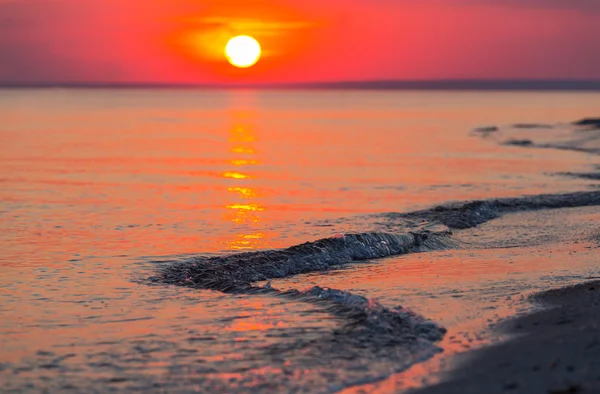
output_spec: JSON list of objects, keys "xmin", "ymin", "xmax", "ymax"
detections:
[{"xmin": 415, "ymin": 280, "xmax": 600, "ymax": 394}]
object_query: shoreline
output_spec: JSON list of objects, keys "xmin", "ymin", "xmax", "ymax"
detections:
[
  {"xmin": 156, "ymin": 192, "xmax": 600, "ymax": 393},
  {"xmin": 415, "ymin": 279, "xmax": 600, "ymax": 394}
]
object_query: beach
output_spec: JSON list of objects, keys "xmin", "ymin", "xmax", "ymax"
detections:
[
  {"xmin": 1, "ymin": 89, "xmax": 600, "ymax": 392},
  {"xmin": 414, "ymin": 279, "xmax": 600, "ymax": 394}
]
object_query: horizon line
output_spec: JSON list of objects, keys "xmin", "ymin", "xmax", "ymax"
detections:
[{"xmin": 2, "ymin": 79, "xmax": 600, "ymax": 91}]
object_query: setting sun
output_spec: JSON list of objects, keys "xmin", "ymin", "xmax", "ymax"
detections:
[{"xmin": 225, "ymin": 35, "xmax": 262, "ymax": 68}]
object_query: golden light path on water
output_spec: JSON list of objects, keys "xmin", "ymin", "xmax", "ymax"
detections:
[{"xmin": 223, "ymin": 105, "xmax": 269, "ymax": 250}]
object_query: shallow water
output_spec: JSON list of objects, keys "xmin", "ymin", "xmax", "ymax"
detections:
[
  {"xmin": 1, "ymin": 89, "xmax": 600, "ymax": 391},
  {"xmin": 338, "ymin": 206, "xmax": 600, "ymax": 393},
  {"xmin": 3, "ymin": 90, "xmax": 599, "ymax": 261}
]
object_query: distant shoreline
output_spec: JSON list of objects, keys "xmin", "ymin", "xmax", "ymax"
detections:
[{"xmin": 2, "ymin": 80, "xmax": 600, "ymax": 91}]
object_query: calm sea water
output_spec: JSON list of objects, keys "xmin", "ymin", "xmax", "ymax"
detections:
[{"xmin": 1, "ymin": 89, "xmax": 600, "ymax": 391}]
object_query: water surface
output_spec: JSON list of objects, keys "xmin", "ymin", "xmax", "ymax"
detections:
[{"xmin": 1, "ymin": 89, "xmax": 600, "ymax": 391}]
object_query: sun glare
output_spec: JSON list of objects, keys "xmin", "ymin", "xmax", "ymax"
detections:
[{"xmin": 225, "ymin": 35, "xmax": 262, "ymax": 68}]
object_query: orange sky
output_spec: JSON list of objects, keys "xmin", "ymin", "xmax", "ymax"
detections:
[{"xmin": 1, "ymin": 0, "xmax": 600, "ymax": 84}]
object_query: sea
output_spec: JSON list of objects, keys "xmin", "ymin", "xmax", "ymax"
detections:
[{"xmin": 1, "ymin": 89, "xmax": 600, "ymax": 392}]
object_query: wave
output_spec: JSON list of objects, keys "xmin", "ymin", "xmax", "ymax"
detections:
[
  {"xmin": 154, "ymin": 231, "xmax": 453, "ymax": 390},
  {"xmin": 394, "ymin": 190, "xmax": 600, "ymax": 229},
  {"xmin": 152, "ymin": 189, "xmax": 600, "ymax": 391},
  {"xmin": 154, "ymin": 190, "xmax": 600, "ymax": 320},
  {"xmin": 284, "ymin": 286, "xmax": 445, "ymax": 341},
  {"xmin": 156, "ymin": 190, "xmax": 600, "ymax": 305},
  {"xmin": 251, "ymin": 285, "xmax": 447, "ymax": 391},
  {"xmin": 556, "ymin": 172, "xmax": 600, "ymax": 181},
  {"xmin": 574, "ymin": 118, "xmax": 600, "ymax": 127},
  {"xmin": 158, "ymin": 231, "xmax": 455, "ymax": 292},
  {"xmin": 155, "ymin": 243, "xmax": 450, "ymax": 391},
  {"xmin": 473, "ymin": 118, "xmax": 600, "ymax": 155}
]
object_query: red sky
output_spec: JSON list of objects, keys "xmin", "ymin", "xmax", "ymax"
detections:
[{"xmin": 1, "ymin": 0, "xmax": 599, "ymax": 84}]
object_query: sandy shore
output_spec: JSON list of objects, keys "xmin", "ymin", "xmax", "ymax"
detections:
[{"xmin": 416, "ymin": 280, "xmax": 600, "ymax": 394}]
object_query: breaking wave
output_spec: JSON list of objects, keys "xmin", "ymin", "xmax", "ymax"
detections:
[
  {"xmin": 152, "ymin": 186, "xmax": 600, "ymax": 391},
  {"xmin": 157, "ymin": 190, "xmax": 600, "ymax": 294},
  {"xmin": 159, "ymin": 231, "xmax": 454, "ymax": 292},
  {"xmin": 394, "ymin": 190, "xmax": 600, "ymax": 229}
]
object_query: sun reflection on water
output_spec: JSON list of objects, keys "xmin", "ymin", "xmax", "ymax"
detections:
[
  {"xmin": 222, "ymin": 108, "xmax": 272, "ymax": 251},
  {"xmin": 231, "ymin": 147, "xmax": 255, "ymax": 154},
  {"xmin": 228, "ymin": 187, "xmax": 259, "ymax": 199},
  {"xmin": 223, "ymin": 171, "xmax": 250, "ymax": 179}
]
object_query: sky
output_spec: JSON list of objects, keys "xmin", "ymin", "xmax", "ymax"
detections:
[{"xmin": 1, "ymin": 0, "xmax": 600, "ymax": 84}]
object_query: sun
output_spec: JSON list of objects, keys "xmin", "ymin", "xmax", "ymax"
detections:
[{"xmin": 225, "ymin": 35, "xmax": 262, "ymax": 68}]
